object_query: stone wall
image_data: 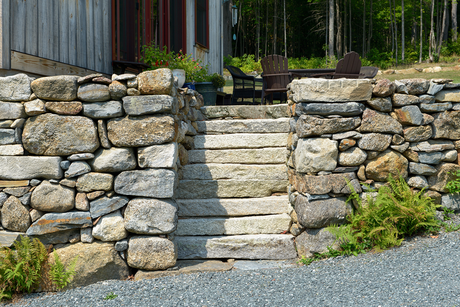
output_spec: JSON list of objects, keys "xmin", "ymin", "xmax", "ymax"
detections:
[
  {"xmin": 0, "ymin": 70, "xmax": 205, "ymax": 286},
  {"xmin": 287, "ymin": 77, "xmax": 460, "ymax": 257}
]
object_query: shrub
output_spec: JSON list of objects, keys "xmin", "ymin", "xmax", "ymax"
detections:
[{"xmin": 0, "ymin": 236, "xmax": 77, "ymax": 301}]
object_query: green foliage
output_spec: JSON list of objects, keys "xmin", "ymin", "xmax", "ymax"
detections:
[
  {"xmin": 440, "ymin": 222, "xmax": 460, "ymax": 233},
  {"xmin": 443, "ymin": 208, "xmax": 455, "ymax": 220},
  {"xmin": 445, "ymin": 170, "xmax": 460, "ymax": 194},
  {"xmin": 209, "ymin": 73, "xmax": 226, "ymax": 88},
  {"xmin": 49, "ymin": 251, "xmax": 77, "ymax": 290},
  {"xmin": 0, "ymin": 236, "xmax": 78, "ymax": 301},
  {"xmin": 104, "ymin": 292, "xmax": 118, "ymax": 300}
]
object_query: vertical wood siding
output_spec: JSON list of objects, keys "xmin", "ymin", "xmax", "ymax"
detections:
[{"xmin": 9, "ymin": 0, "xmax": 112, "ymax": 74}]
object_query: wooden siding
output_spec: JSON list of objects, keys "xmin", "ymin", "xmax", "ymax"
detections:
[{"xmin": 9, "ymin": 0, "xmax": 112, "ymax": 74}]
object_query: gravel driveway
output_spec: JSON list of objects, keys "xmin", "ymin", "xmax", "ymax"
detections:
[{"xmin": 3, "ymin": 229, "xmax": 460, "ymax": 307}]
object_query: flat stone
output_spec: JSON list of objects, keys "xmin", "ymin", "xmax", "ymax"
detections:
[
  {"xmin": 0, "ymin": 129, "xmax": 15, "ymax": 145},
  {"xmin": 176, "ymin": 180, "xmax": 288, "ymax": 199},
  {"xmin": 89, "ymin": 195, "xmax": 129, "ymax": 219},
  {"xmin": 435, "ymin": 89, "xmax": 460, "ymax": 102},
  {"xmin": 97, "ymin": 120, "xmax": 111, "ymax": 149},
  {"xmin": 122, "ymin": 95, "xmax": 178, "ymax": 116},
  {"xmin": 114, "ymin": 73, "xmax": 136, "ymax": 81},
  {"xmin": 427, "ymin": 82, "xmax": 445, "ymax": 96},
  {"xmin": 392, "ymin": 93, "xmax": 420, "ymax": 106},
  {"xmin": 65, "ymin": 161, "xmax": 91, "ymax": 178},
  {"xmin": 92, "ymin": 210, "xmax": 127, "ymax": 242},
  {"xmin": 109, "ymin": 80, "xmax": 127, "ymax": 100},
  {"xmin": 365, "ymin": 150, "xmax": 409, "ymax": 181},
  {"xmin": 0, "ymin": 102, "xmax": 26, "ymax": 120},
  {"xmin": 394, "ymin": 105, "xmax": 424, "ymax": 125},
  {"xmin": 418, "ymin": 150, "xmax": 457, "ymax": 164},
  {"xmin": 92, "ymin": 77, "xmax": 112, "ymax": 85},
  {"xmin": 188, "ymin": 148, "xmax": 287, "ymax": 164},
  {"xmin": 90, "ymin": 147, "xmax": 137, "ymax": 172},
  {"xmin": 68, "ymin": 153, "xmax": 94, "ymax": 161},
  {"xmin": 338, "ymin": 147, "xmax": 367, "ymax": 166},
  {"xmin": 30, "ymin": 228, "xmax": 79, "ymax": 245},
  {"xmin": 295, "ymin": 102, "xmax": 365, "ymax": 116},
  {"xmin": 0, "ymin": 120, "xmax": 12, "ymax": 128},
  {"xmin": 77, "ymin": 83, "xmax": 110, "ymax": 102},
  {"xmin": 404, "ymin": 126, "xmax": 432, "ymax": 142},
  {"xmin": 296, "ymin": 115, "xmax": 361, "ymax": 137},
  {"xmin": 75, "ymin": 193, "xmax": 89, "ymax": 211},
  {"xmin": 23, "ymin": 114, "xmax": 99, "ymax": 156},
  {"xmin": 176, "ymin": 234, "xmax": 297, "ymax": 260},
  {"xmin": 31, "ymin": 75, "xmax": 78, "ymax": 101},
  {"xmin": 357, "ymin": 133, "xmax": 392, "ymax": 151},
  {"xmin": 409, "ymin": 140, "xmax": 455, "ymax": 152},
  {"xmin": 138, "ymin": 143, "xmax": 178, "ymax": 168},
  {"xmin": 181, "ymin": 164, "xmax": 287, "ymax": 180},
  {"xmin": 0, "ymin": 180, "xmax": 30, "ymax": 188},
  {"xmin": 358, "ymin": 108, "xmax": 403, "ymax": 134},
  {"xmin": 82, "ymin": 101, "xmax": 124, "ymax": 119},
  {"xmin": 124, "ymin": 198, "xmax": 178, "ymax": 234},
  {"xmin": 87, "ymin": 191, "xmax": 105, "ymax": 201},
  {"xmin": 31, "ymin": 181, "xmax": 74, "ymax": 212},
  {"xmin": 107, "ymin": 115, "xmax": 175, "ymax": 147},
  {"xmin": 26, "ymin": 211, "xmax": 91, "ymax": 235},
  {"xmin": 432, "ymin": 111, "xmax": 460, "ymax": 139},
  {"xmin": 289, "ymin": 78, "xmax": 372, "ymax": 103},
  {"xmin": 24, "ymin": 99, "xmax": 46, "ymax": 116},
  {"xmin": 201, "ymin": 105, "xmax": 288, "ymax": 119},
  {"xmin": 0, "ymin": 156, "xmax": 62, "ymax": 180},
  {"xmin": 176, "ymin": 214, "xmax": 291, "ymax": 236},
  {"xmin": 134, "ymin": 260, "xmax": 234, "ymax": 280},
  {"xmin": 398, "ymin": 79, "xmax": 429, "ymax": 95},
  {"xmin": 3, "ymin": 187, "xmax": 30, "ymax": 197},
  {"xmin": 45, "ymin": 101, "xmax": 83, "ymax": 115},
  {"xmin": 332, "ymin": 131, "xmax": 362, "ymax": 140},
  {"xmin": 391, "ymin": 142, "xmax": 410, "ymax": 153},
  {"xmin": 176, "ymin": 195, "xmax": 291, "ymax": 217},
  {"xmin": 288, "ymin": 171, "xmax": 361, "ymax": 195},
  {"xmin": 128, "ymin": 236, "xmax": 177, "ymax": 270},
  {"xmin": 138, "ymin": 69, "xmax": 174, "ymax": 95},
  {"xmin": 441, "ymin": 194, "xmax": 460, "ymax": 211},
  {"xmin": 78, "ymin": 74, "xmax": 103, "ymax": 84},
  {"xmin": 76, "ymin": 172, "xmax": 113, "ymax": 192},
  {"xmin": 115, "ymin": 169, "xmax": 176, "ymax": 198},
  {"xmin": 194, "ymin": 133, "xmax": 288, "ymax": 149},
  {"xmin": 0, "ymin": 231, "xmax": 25, "ymax": 247},
  {"xmin": 0, "ymin": 74, "xmax": 32, "ymax": 101},
  {"xmin": 0, "ymin": 144, "xmax": 24, "ymax": 155},
  {"xmin": 1, "ymin": 196, "xmax": 31, "ymax": 232},
  {"xmin": 197, "ymin": 118, "xmax": 290, "ymax": 134},
  {"xmin": 372, "ymin": 79, "xmax": 396, "ymax": 97},
  {"xmin": 420, "ymin": 102, "xmax": 452, "ymax": 113},
  {"xmin": 49, "ymin": 242, "xmax": 129, "ymax": 289},
  {"xmin": 295, "ymin": 228, "xmax": 340, "ymax": 258},
  {"xmin": 295, "ymin": 195, "xmax": 351, "ymax": 228},
  {"xmin": 367, "ymin": 97, "xmax": 392, "ymax": 112}
]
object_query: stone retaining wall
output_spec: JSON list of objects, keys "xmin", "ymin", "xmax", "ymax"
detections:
[{"xmin": 287, "ymin": 77, "xmax": 460, "ymax": 257}]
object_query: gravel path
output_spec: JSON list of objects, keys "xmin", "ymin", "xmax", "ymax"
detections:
[{"xmin": 3, "ymin": 228, "xmax": 460, "ymax": 307}]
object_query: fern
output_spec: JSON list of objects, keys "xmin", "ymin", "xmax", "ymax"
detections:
[{"xmin": 50, "ymin": 251, "xmax": 78, "ymax": 289}]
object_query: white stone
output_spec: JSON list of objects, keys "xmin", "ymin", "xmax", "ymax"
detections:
[
  {"xmin": 338, "ymin": 147, "xmax": 367, "ymax": 166},
  {"xmin": 137, "ymin": 143, "xmax": 178, "ymax": 168},
  {"xmin": 193, "ymin": 133, "xmax": 288, "ymax": 149},
  {"xmin": 294, "ymin": 138, "xmax": 338, "ymax": 173},
  {"xmin": 24, "ymin": 99, "xmax": 46, "ymax": 116},
  {"xmin": 0, "ymin": 144, "xmax": 24, "ymax": 155},
  {"xmin": 92, "ymin": 210, "xmax": 127, "ymax": 242},
  {"xmin": 0, "ymin": 156, "xmax": 62, "ymax": 180},
  {"xmin": 188, "ymin": 148, "xmax": 287, "ymax": 164},
  {"xmin": 180, "ymin": 164, "xmax": 288, "ymax": 180},
  {"xmin": 196, "ymin": 118, "xmax": 290, "ymax": 134}
]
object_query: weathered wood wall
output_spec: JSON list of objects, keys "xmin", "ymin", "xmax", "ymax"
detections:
[{"xmin": 7, "ymin": 0, "xmax": 111, "ymax": 74}]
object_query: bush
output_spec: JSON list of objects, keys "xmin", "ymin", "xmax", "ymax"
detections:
[
  {"xmin": 0, "ymin": 236, "xmax": 77, "ymax": 301},
  {"xmin": 327, "ymin": 174, "xmax": 440, "ymax": 253}
]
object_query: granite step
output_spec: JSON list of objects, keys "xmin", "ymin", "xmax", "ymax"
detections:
[
  {"xmin": 200, "ymin": 104, "xmax": 288, "ymax": 119},
  {"xmin": 193, "ymin": 133, "xmax": 288, "ymax": 150},
  {"xmin": 188, "ymin": 148, "xmax": 287, "ymax": 164},
  {"xmin": 180, "ymin": 164, "xmax": 288, "ymax": 180},
  {"xmin": 196, "ymin": 118, "xmax": 290, "ymax": 134}
]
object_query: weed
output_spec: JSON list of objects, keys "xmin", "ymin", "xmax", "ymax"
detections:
[
  {"xmin": 104, "ymin": 292, "xmax": 118, "ymax": 300},
  {"xmin": 49, "ymin": 251, "xmax": 78, "ymax": 289},
  {"xmin": 440, "ymin": 222, "xmax": 460, "ymax": 233},
  {"xmin": 443, "ymin": 208, "xmax": 455, "ymax": 220},
  {"xmin": 445, "ymin": 170, "xmax": 460, "ymax": 194}
]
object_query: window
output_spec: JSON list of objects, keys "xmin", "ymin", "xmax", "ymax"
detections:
[{"xmin": 195, "ymin": 0, "xmax": 208, "ymax": 48}]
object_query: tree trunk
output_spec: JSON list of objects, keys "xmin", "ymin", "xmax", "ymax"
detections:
[
  {"xmin": 412, "ymin": 4, "xmax": 417, "ymax": 47},
  {"xmin": 274, "ymin": 0, "xmax": 277, "ymax": 54},
  {"xmin": 402, "ymin": 0, "xmax": 405, "ymax": 61},
  {"xmin": 349, "ymin": 0, "xmax": 352, "ymax": 51},
  {"xmin": 344, "ymin": 0, "xmax": 348, "ymax": 53},
  {"xmin": 389, "ymin": 0, "xmax": 394, "ymax": 55},
  {"xmin": 362, "ymin": 0, "xmax": 366, "ymax": 56},
  {"xmin": 437, "ymin": 0, "xmax": 448, "ymax": 55},
  {"xmin": 336, "ymin": 0, "xmax": 343, "ymax": 58},
  {"xmin": 430, "ymin": 0, "xmax": 436, "ymax": 61},
  {"xmin": 394, "ymin": 0, "xmax": 398, "ymax": 65},
  {"xmin": 453, "ymin": 0, "xmax": 458, "ymax": 41},
  {"xmin": 284, "ymin": 0, "xmax": 287, "ymax": 57},
  {"xmin": 329, "ymin": 0, "xmax": 335, "ymax": 58},
  {"xmin": 265, "ymin": 0, "xmax": 268, "ymax": 57},
  {"xmin": 444, "ymin": 0, "xmax": 450, "ymax": 41},
  {"xmin": 419, "ymin": 0, "xmax": 423, "ymax": 62},
  {"xmin": 368, "ymin": 0, "xmax": 373, "ymax": 55}
]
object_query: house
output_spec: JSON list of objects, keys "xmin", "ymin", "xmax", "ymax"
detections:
[{"xmin": 0, "ymin": 0, "xmax": 226, "ymax": 78}]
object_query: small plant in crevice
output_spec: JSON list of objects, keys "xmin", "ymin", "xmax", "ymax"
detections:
[
  {"xmin": 299, "ymin": 174, "xmax": 441, "ymax": 266},
  {"xmin": 443, "ymin": 208, "xmax": 455, "ymax": 220},
  {"xmin": 104, "ymin": 292, "xmax": 118, "ymax": 300},
  {"xmin": 445, "ymin": 169, "xmax": 460, "ymax": 194},
  {"xmin": 440, "ymin": 222, "xmax": 460, "ymax": 233},
  {"xmin": 0, "ymin": 236, "xmax": 78, "ymax": 301}
]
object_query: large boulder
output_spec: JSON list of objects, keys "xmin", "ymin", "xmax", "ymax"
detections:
[
  {"xmin": 294, "ymin": 138, "xmax": 338, "ymax": 173},
  {"xmin": 365, "ymin": 150, "xmax": 409, "ymax": 181},
  {"xmin": 50, "ymin": 242, "xmax": 129, "ymax": 289},
  {"xmin": 124, "ymin": 198, "xmax": 178, "ymax": 234},
  {"xmin": 127, "ymin": 236, "xmax": 177, "ymax": 270},
  {"xmin": 31, "ymin": 76, "xmax": 78, "ymax": 101},
  {"xmin": 31, "ymin": 181, "xmax": 75, "ymax": 212},
  {"xmin": 107, "ymin": 115, "xmax": 175, "ymax": 147},
  {"xmin": 22, "ymin": 113, "xmax": 99, "ymax": 155}
]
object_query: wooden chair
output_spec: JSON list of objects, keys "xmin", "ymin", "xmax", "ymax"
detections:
[
  {"xmin": 260, "ymin": 55, "xmax": 301, "ymax": 104},
  {"xmin": 360, "ymin": 66, "xmax": 379, "ymax": 78},
  {"xmin": 311, "ymin": 51, "xmax": 364, "ymax": 79},
  {"xmin": 225, "ymin": 66, "xmax": 263, "ymax": 105}
]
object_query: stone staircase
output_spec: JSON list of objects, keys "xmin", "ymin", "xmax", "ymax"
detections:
[{"xmin": 175, "ymin": 106, "xmax": 297, "ymax": 260}]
